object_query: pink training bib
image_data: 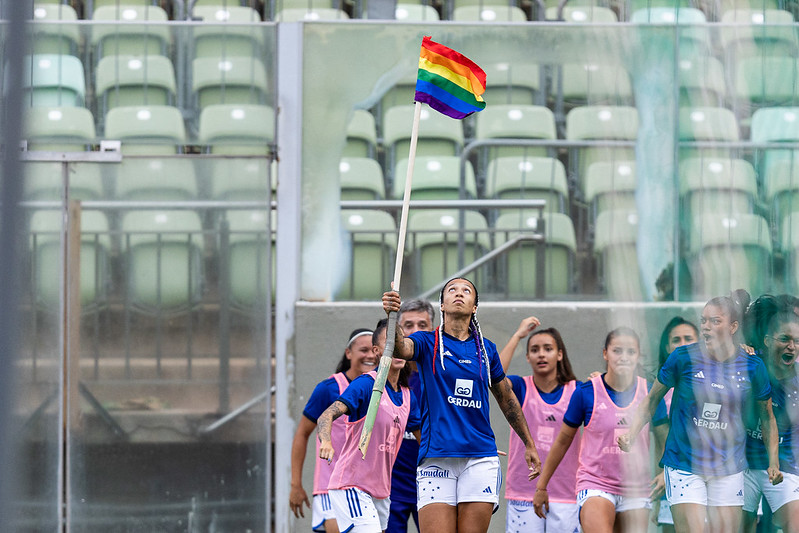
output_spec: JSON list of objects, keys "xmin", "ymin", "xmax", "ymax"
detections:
[
  {"xmin": 312, "ymin": 372, "xmax": 350, "ymax": 495},
  {"xmin": 506, "ymin": 378, "xmax": 579, "ymax": 503},
  {"xmin": 328, "ymin": 371, "xmax": 411, "ymax": 499},
  {"xmin": 575, "ymin": 375, "xmax": 651, "ymax": 497}
]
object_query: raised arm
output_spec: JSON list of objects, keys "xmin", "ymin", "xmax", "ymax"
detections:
[
  {"xmin": 533, "ymin": 423, "xmax": 579, "ymax": 518},
  {"xmin": 317, "ymin": 400, "xmax": 350, "ymax": 463},
  {"xmin": 618, "ymin": 379, "xmax": 669, "ymax": 451},
  {"xmin": 499, "ymin": 316, "xmax": 540, "ymax": 371},
  {"xmin": 382, "ymin": 291, "xmax": 415, "ymax": 360},
  {"xmin": 757, "ymin": 398, "xmax": 783, "ymax": 486},
  {"xmin": 490, "ymin": 377, "xmax": 540, "ymax": 479},
  {"xmin": 290, "ymin": 416, "xmax": 317, "ymax": 518}
]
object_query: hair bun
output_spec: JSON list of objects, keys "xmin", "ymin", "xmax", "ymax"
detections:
[{"xmin": 729, "ymin": 289, "xmax": 751, "ymax": 317}]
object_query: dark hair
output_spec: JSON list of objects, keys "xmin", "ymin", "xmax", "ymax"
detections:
[
  {"xmin": 706, "ymin": 289, "xmax": 750, "ymax": 328},
  {"xmin": 745, "ymin": 294, "xmax": 799, "ymax": 354},
  {"xmin": 399, "ymin": 298, "xmax": 435, "ymax": 324},
  {"xmin": 604, "ymin": 326, "xmax": 640, "ymax": 350},
  {"xmin": 335, "ymin": 327, "xmax": 374, "ymax": 373},
  {"xmin": 658, "ymin": 317, "xmax": 699, "ymax": 368},
  {"xmin": 527, "ymin": 327, "xmax": 576, "ymax": 384},
  {"xmin": 372, "ymin": 318, "xmax": 411, "ymax": 388}
]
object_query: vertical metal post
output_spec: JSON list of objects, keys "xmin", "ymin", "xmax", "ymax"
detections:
[
  {"xmin": 535, "ymin": 214, "xmax": 546, "ymax": 300},
  {"xmin": 218, "ymin": 218, "xmax": 231, "ymax": 413}
]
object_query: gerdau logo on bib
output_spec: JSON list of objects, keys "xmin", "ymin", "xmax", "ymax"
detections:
[{"xmin": 448, "ymin": 378, "xmax": 481, "ymax": 408}]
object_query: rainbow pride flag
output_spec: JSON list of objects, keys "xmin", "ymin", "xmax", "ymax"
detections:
[{"xmin": 415, "ymin": 36, "xmax": 486, "ymax": 120}]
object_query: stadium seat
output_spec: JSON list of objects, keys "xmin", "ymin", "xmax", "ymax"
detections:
[
  {"xmin": 565, "ymin": 105, "xmax": 638, "ymax": 194},
  {"xmin": 24, "ymin": 106, "xmax": 96, "ymax": 151},
  {"xmin": 343, "ymin": 109, "xmax": 378, "ymax": 158},
  {"xmin": 473, "ymin": 105, "xmax": 557, "ymax": 171},
  {"xmin": 30, "ymin": 4, "xmax": 81, "ymax": 55},
  {"xmin": 392, "ymin": 156, "xmax": 477, "ymax": 200},
  {"xmin": 378, "ymin": 72, "xmax": 417, "ymax": 126},
  {"xmin": 198, "ymin": 103, "xmax": 274, "ymax": 155},
  {"xmin": 208, "ymin": 158, "xmax": 274, "ymax": 200},
  {"xmin": 688, "ymin": 213, "xmax": 772, "ymax": 299},
  {"xmin": 733, "ymin": 56, "xmax": 799, "ymax": 122},
  {"xmin": 452, "ymin": 5, "xmax": 527, "ymax": 20},
  {"xmin": 223, "ymin": 209, "xmax": 275, "ymax": 308},
  {"xmin": 545, "ymin": 5, "xmax": 617, "ymax": 21},
  {"xmin": 765, "ymin": 159, "xmax": 799, "ymax": 231},
  {"xmin": 191, "ymin": 6, "xmax": 264, "ymax": 59},
  {"xmin": 115, "ymin": 158, "xmax": 199, "ymax": 200},
  {"xmin": 274, "ymin": 7, "xmax": 350, "ymax": 20},
  {"xmin": 630, "ymin": 7, "xmax": 710, "ymax": 54},
  {"xmin": 593, "ymin": 209, "xmax": 644, "ymax": 301},
  {"xmin": 22, "ymin": 54, "xmax": 85, "ymax": 107},
  {"xmin": 382, "ymin": 104, "xmax": 464, "ymax": 184},
  {"xmin": 751, "ymin": 107, "xmax": 799, "ymax": 178},
  {"xmin": 339, "ymin": 157, "xmax": 385, "ymax": 200},
  {"xmin": 484, "ymin": 156, "xmax": 569, "ymax": 214},
  {"xmin": 406, "ymin": 209, "xmax": 491, "ymax": 293},
  {"xmin": 29, "ymin": 209, "xmax": 111, "ymax": 309},
  {"xmin": 91, "ymin": 5, "xmax": 171, "ymax": 59},
  {"xmin": 781, "ymin": 211, "xmax": 799, "ymax": 291},
  {"xmin": 720, "ymin": 9, "xmax": 796, "ymax": 57},
  {"xmin": 337, "ymin": 210, "xmax": 397, "ymax": 300},
  {"xmin": 24, "ymin": 161, "xmax": 105, "ymax": 200},
  {"xmin": 103, "ymin": 105, "xmax": 187, "ymax": 154},
  {"xmin": 554, "ymin": 62, "xmax": 633, "ymax": 117},
  {"xmin": 583, "ymin": 160, "xmax": 637, "ymax": 222},
  {"xmin": 445, "ymin": 0, "xmax": 513, "ymax": 18},
  {"xmin": 678, "ymin": 106, "xmax": 739, "ymax": 162},
  {"xmin": 678, "ymin": 56, "xmax": 726, "ymax": 107},
  {"xmin": 95, "ymin": 55, "xmax": 177, "ymax": 114},
  {"xmin": 717, "ymin": 0, "xmax": 779, "ymax": 15},
  {"xmin": 493, "ymin": 211, "xmax": 577, "ymax": 296},
  {"xmin": 191, "ymin": 56, "xmax": 269, "ymax": 110},
  {"xmin": 121, "ymin": 209, "xmax": 205, "ymax": 311},
  {"xmin": 481, "ymin": 62, "xmax": 542, "ymax": 106},
  {"xmin": 394, "ymin": 3, "xmax": 441, "ymax": 20}
]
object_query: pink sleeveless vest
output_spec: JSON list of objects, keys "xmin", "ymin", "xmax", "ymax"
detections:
[
  {"xmin": 312, "ymin": 372, "xmax": 350, "ymax": 495},
  {"xmin": 328, "ymin": 371, "xmax": 411, "ymax": 499},
  {"xmin": 506, "ymin": 378, "xmax": 579, "ymax": 503},
  {"xmin": 575, "ymin": 375, "xmax": 650, "ymax": 497}
]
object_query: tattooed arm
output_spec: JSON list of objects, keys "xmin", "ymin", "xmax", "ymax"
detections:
[
  {"xmin": 317, "ymin": 400, "xmax": 350, "ymax": 463},
  {"xmin": 491, "ymin": 377, "xmax": 541, "ymax": 479}
]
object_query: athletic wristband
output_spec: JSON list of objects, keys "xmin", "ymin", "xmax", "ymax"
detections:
[{"xmin": 535, "ymin": 488, "xmax": 547, "ymax": 492}]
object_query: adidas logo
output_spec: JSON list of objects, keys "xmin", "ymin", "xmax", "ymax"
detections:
[
  {"xmin": 617, "ymin": 418, "xmax": 628, "ymax": 426},
  {"xmin": 442, "ymin": 350, "xmax": 453, "ymax": 357},
  {"xmin": 393, "ymin": 416, "xmax": 401, "ymax": 426},
  {"xmin": 545, "ymin": 414, "xmax": 556, "ymax": 422},
  {"xmin": 598, "ymin": 402, "xmax": 608, "ymax": 410},
  {"xmin": 694, "ymin": 371, "xmax": 705, "ymax": 379},
  {"xmin": 793, "ymin": 486, "xmax": 799, "ymax": 493},
  {"xmin": 483, "ymin": 486, "xmax": 492, "ymax": 494},
  {"xmin": 737, "ymin": 490, "xmax": 743, "ymax": 497}
]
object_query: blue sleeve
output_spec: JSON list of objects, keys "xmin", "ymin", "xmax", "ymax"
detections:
[
  {"xmin": 302, "ymin": 378, "xmax": 339, "ymax": 423},
  {"xmin": 407, "ymin": 393, "xmax": 421, "ymax": 432},
  {"xmin": 485, "ymin": 338, "xmax": 506, "ymax": 383},
  {"xmin": 507, "ymin": 375, "xmax": 526, "ymax": 406},
  {"xmin": 751, "ymin": 357, "xmax": 772, "ymax": 402},
  {"xmin": 563, "ymin": 382, "xmax": 591, "ymax": 427},
  {"xmin": 658, "ymin": 347, "xmax": 684, "ymax": 388},
  {"xmin": 409, "ymin": 330, "xmax": 432, "ymax": 364},
  {"xmin": 337, "ymin": 374, "xmax": 374, "ymax": 422},
  {"xmin": 652, "ymin": 397, "xmax": 669, "ymax": 426}
]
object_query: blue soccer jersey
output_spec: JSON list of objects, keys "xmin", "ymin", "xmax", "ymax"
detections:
[
  {"xmin": 659, "ymin": 344, "xmax": 771, "ymax": 476},
  {"xmin": 337, "ymin": 372, "xmax": 421, "ymax": 432},
  {"xmin": 507, "ymin": 374, "xmax": 567, "ymax": 406},
  {"xmin": 745, "ymin": 372, "xmax": 799, "ymax": 474},
  {"xmin": 389, "ymin": 370, "xmax": 422, "ymax": 504},
  {"xmin": 302, "ymin": 374, "xmax": 351, "ymax": 423},
  {"xmin": 410, "ymin": 329, "xmax": 506, "ymax": 462}
]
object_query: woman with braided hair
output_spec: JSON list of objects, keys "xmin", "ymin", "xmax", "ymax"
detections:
[{"xmin": 382, "ymin": 277, "xmax": 541, "ymax": 533}]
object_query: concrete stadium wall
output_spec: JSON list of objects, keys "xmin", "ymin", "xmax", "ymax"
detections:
[{"xmin": 290, "ymin": 300, "xmax": 705, "ymax": 532}]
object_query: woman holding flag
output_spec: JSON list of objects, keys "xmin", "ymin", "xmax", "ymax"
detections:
[{"xmin": 382, "ymin": 278, "xmax": 540, "ymax": 533}]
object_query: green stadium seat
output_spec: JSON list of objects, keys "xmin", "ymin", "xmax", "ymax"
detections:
[
  {"xmin": 630, "ymin": 7, "xmax": 709, "ymax": 54},
  {"xmin": 115, "ymin": 159, "xmax": 198, "ymax": 200},
  {"xmin": 91, "ymin": 5, "xmax": 171, "ymax": 59},
  {"xmin": 337, "ymin": 209, "xmax": 397, "ymax": 300},
  {"xmin": 209, "ymin": 159, "xmax": 274, "ymax": 200},
  {"xmin": 584, "ymin": 160, "xmax": 637, "ymax": 222},
  {"xmin": 484, "ymin": 156, "xmax": 569, "ymax": 214},
  {"xmin": 678, "ymin": 106, "xmax": 739, "ymax": 161},
  {"xmin": 378, "ymin": 72, "xmax": 417, "ymax": 127},
  {"xmin": 452, "ymin": 5, "xmax": 527, "ymax": 20},
  {"xmin": 344, "ymin": 109, "xmax": 378, "ymax": 158},
  {"xmin": 95, "ymin": 55, "xmax": 177, "ymax": 114},
  {"xmin": 474, "ymin": 105, "xmax": 557, "ymax": 170},
  {"xmin": 274, "ymin": 7, "xmax": 349, "ymax": 20},
  {"xmin": 545, "ymin": 5, "xmax": 618, "ymax": 21},
  {"xmin": 29, "ymin": 209, "xmax": 111, "ymax": 309},
  {"xmin": 23, "ymin": 54, "xmax": 85, "ymax": 107},
  {"xmin": 593, "ymin": 209, "xmax": 644, "ymax": 301},
  {"xmin": 717, "ymin": 0, "xmax": 779, "ymax": 15},
  {"xmin": 223, "ymin": 209, "xmax": 275, "ymax": 308},
  {"xmin": 191, "ymin": 56, "xmax": 269, "ymax": 110},
  {"xmin": 24, "ymin": 161, "xmax": 105, "ymax": 200},
  {"xmin": 93, "ymin": 0, "xmax": 162, "ymax": 7},
  {"xmin": 191, "ymin": 6, "xmax": 264, "ymax": 59},
  {"xmin": 30, "ymin": 4, "xmax": 81, "ymax": 55},
  {"xmin": 394, "ymin": 3, "xmax": 441, "ymax": 20},
  {"xmin": 554, "ymin": 62, "xmax": 633, "ymax": 117},
  {"xmin": 24, "ymin": 106, "xmax": 96, "ymax": 151},
  {"xmin": 493, "ymin": 211, "xmax": 577, "ymax": 296},
  {"xmin": 340, "ymin": 157, "xmax": 385, "ymax": 200},
  {"xmin": 751, "ymin": 107, "xmax": 799, "ymax": 178},
  {"xmin": 566, "ymin": 105, "xmax": 638, "ymax": 195},
  {"xmin": 765, "ymin": 159, "xmax": 799, "ymax": 231},
  {"xmin": 733, "ymin": 56, "xmax": 799, "ymax": 122},
  {"xmin": 198, "ymin": 103, "xmax": 274, "ymax": 155},
  {"xmin": 103, "ymin": 105, "xmax": 187, "ymax": 154},
  {"xmin": 481, "ymin": 62, "xmax": 541, "ymax": 106},
  {"xmin": 688, "ymin": 213, "xmax": 772, "ymax": 299},
  {"xmin": 121, "ymin": 209, "xmax": 205, "ymax": 311},
  {"xmin": 446, "ymin": 0, "xmax": 513, "ymax": 18},
  {"xmin": 781, "ymin": 211, "xmax": 799, "ymax": 291},
  {"xmin": 406, "ymin": 209, "xmax": 490, "ymax": 293},
  {"xmin": 392, "ymin": 156, "xmax": 477, "ymax": 200},
  {"xmin": 720, "ymin": 9, "xmax": 796, "ymax": 57},
  {"xmin": 678, "ymin": 56, "xmax": 726, "ymax": 107}
]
